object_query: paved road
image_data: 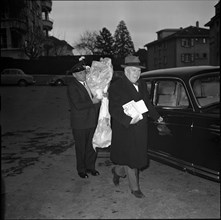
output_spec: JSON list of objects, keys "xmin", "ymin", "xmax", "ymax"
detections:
[{"xmin": 1, "ymin": 86, "xmax": 220, "ymax": 219}]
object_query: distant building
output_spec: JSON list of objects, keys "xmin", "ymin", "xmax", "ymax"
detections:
[
  {"xmin": 44, "ymin": 36, "xmax": 74, "ymax": 56},
  {"xmin": 1, "ymin": 0, "xmax": 53, "ymax": 59},
  {"xmin": 134, "ymin": 48, "xmax": 148, "ymax": 69},
  {"xmin": 205, "ymin": 1, "xmax": 220, "ymax": 66},
  {"xmin": 144, "ymin": 22, "xmax": 210, "ymax": 70}
]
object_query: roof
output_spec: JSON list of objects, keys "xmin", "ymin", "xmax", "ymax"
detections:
[
  {"xmin": 156, "ymin": 28, "xmax": 181, "ymax": 34},
  {"xmin": 141, "ymin": 66, "xmax": 220, "ymax": 79},
  {"xmin": 144, "ymin": 26, "xmax": 210, "ymax": 47},
  {"xmin": 48, "ymin": 36, "xmax": 74, "ymax": 49}
]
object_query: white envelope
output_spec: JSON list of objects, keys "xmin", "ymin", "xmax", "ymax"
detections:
[{"xmin": 122, "ymin": 99, "xmax": 148, "ymax": 118}]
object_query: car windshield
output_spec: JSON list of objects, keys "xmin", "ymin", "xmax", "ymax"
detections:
[{"xmin": 191, "ymin": 73, "xmax": 220, "ymax": 108}]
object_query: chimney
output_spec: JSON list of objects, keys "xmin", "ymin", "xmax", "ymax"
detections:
[{"xmin": 196, "ymin": 21, "xmax": 199, "ymax": 28}]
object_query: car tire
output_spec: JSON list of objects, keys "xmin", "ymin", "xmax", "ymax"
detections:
[
  {"xmin": 18, "ymin": 80, "xmax": 28, "ymax": 87},
  {"xmin": 55, "ymin": 80, "xmax": 64, "ymax": 86}
]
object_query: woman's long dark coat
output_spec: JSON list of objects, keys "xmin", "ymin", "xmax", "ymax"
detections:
[{"xmin": 108, "ymin": 74, "xmax": 160, "ymax": 169}]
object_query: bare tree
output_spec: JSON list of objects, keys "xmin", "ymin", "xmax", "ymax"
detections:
[
  {"xmin": 24, "ymin": 29, "xmax": 45, "ymax": 59},
  {"xmin": 74, "ymin": 30, "xmax": 99, "ymax": 55}
]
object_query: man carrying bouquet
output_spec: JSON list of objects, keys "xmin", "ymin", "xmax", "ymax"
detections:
[
  {"xmin": 66, "ymin": 57, "xmax": 101, "ymax": 178},
  {"xmin": 108, "ymin": 55, "xmax": 171, "ymax": 198}
]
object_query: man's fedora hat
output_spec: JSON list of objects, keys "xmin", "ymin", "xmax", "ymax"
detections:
[
  {"xmin": 69, "ymin": 56, "xmax": 86, "ymax": 73},
  {"xmin": 121, "ymin": 55, "xmax": 145, "ymax": 69}
]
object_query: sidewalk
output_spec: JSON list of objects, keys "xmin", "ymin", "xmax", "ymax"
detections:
[{"xmin": 2, "ymin": 145, "xmax": 220, "ymax": 219}]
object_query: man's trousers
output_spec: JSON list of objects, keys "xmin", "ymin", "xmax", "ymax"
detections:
[
  {"xmin": 114, "ymin": 165, "xmax": 140, "ymax": 191},
  {"xmin": 72, "ymin": 127, "xmax": 97, "ymax": 173}
]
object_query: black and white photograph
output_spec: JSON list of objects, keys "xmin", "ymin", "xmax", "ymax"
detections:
[{"xmin": 1, "ymin": 0, "xmax": 220, "ymax": 219}]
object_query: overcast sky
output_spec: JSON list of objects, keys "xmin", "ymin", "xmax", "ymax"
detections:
[{"xmin": 50, "ymin": 0, "xmax": 218, "ymax": 52}]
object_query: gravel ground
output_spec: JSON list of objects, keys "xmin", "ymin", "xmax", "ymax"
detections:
[{"xmin": 1, "ymin": 86, "xmax": 220, "ymax": 219}]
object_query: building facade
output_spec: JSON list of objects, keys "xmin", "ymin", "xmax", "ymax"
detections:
[
  {"xmin": 205, "ymin": 1, "xmax": 220, "ymax": 66},
  {"xmin": 144, "ymin": 22, "xmax": 210, "ymax": 71},
  {"xmin": 45, "ymin": 36, "xmax": 74, "ymax": 56},
  {"xmin": 1, "ymin": 0, "xmax": 53, "ymax": 59}
]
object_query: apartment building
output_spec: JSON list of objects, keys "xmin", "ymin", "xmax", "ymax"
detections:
[
  {"xmin": 1, "ymin": 0, "xmax": 53, "ymax": 59},
  {"xmin": 205, "ymin": 1, "xmax": 220, "ymax": 66},
  {"xmin": 144, "ymin": 22, "xmax": 210, "ymax": 71}
]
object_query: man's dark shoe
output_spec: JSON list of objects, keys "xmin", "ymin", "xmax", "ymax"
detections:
[
  {"xmin": 131, "ymin": 190, "xmax": 145, "ymax": 198},
  {"xmin": 111, "ymin": 167, "xmax": 120, "ymax": 186},
  {"xmin": 78, "ymin": 172, "xmax": 89, "ymax": 178},
  {"xmin": 86, "ymin": 169, "xmax": 100, "ymax": 176}
]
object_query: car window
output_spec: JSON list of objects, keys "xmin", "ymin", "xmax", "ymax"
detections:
[
  {"xmin": 191, "ymin": 74, "xmax": 220, "ymax": 107},
  {"xmin": 146, "ymin": 81, "xmax": 152, "ymax": 94},
  {"xmin": 153, "ymin": 80, "xmax": 189, "ymax": 108},
  {"xmin": 2, "ymin": 70, "xmax": 9, "ymax": 75},
  {"xmin": 8, "ymin": 70, "xmax": 16, "ymax": 75}
]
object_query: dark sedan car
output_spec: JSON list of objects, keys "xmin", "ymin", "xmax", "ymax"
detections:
[
  {"xmin": 141, "ymin": 66, "xmax": 220, "ymax": 182},
  {"xmin": 49, "ymin": 70, "xmax": 125, "ymax": 86},
  {"xmin": 48, "ymin": 72, "xmax": 71, "ymax": 86}
]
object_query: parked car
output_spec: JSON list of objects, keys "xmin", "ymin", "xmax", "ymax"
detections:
[
  {"xmin": 140, "ymin": 65, "xmax": 220, "ymax": 182},
  {"xmin": 48, "ymin": 71, "xmax": 72, "ymax": 86},
  {"xmin": 1, "ymin": 68, "xmax": 35, "ymax": 86},
  {"xmin": 49, "ymin": 70, "xmax": 125, "ymax": 86}
]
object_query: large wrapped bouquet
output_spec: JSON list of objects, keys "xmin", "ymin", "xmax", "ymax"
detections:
[
  {"xmin": 86, "ymin": 57, "xmax": 113, "ymax": 150},
  {"xmin": 86, "ymin": 57, "xmax": 113, "ymax": 99}
]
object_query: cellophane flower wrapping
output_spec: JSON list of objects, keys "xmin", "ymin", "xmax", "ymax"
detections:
[
  {"xmin": 92, "ymin": 97, "xmax": 112, "ymax": 150},
  {"xmin": 86, "ymin": 57, "xmax": 113, "ymax": 99},
  {"xmin": 87, "ymin": 57, "xmax": 113, "ymax": 151}
]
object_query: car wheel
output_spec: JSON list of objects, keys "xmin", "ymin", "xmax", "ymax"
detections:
[
  {"xmin": 18, "ymin": 80, "xmax": 28, "ymax": 86},
  {"xmin": 55, "ymin": 80, "xmax": 64, "ymax": 86}
]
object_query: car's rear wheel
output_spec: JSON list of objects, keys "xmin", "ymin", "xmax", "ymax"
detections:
[
  {"xmin": 55, "ymin": 80, "xmax": 64, "ymax": 86},
  {"xmin": 18, "ymin": 80, "xmax": 28, "ymax": 86}
]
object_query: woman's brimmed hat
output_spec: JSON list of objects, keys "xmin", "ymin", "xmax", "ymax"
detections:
[{"xmin": 121, "ymin": 55, "xmax": 145, "ymax": 69}]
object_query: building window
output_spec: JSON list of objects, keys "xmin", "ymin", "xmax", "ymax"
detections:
[
  {"xmin": 181, "ymin": 54, "xmax": 184, "ymax": 62},
  {"xmin": 0, "ymin": 28, "xmax": 7, "ymax": 48},
  {"xmin": 163, "ymin": 56, "xmax": 167, "ymax": 65},
  {"xmin": 181, "ymin": 38, "xmax": 192, "ymax": 47},
  {"xmin": 191, "ymin": 38, "xmax": 194, "ymax": 46},
  {"xmin": 181, "ymin": 53, "xmax": 193, "ymax": 63},
  {"xmin": 202, "ymin": 38, "xmax": 207, "ymax": 44},
  {"xmin": 195, "ymin": 53, "xmax": 199, "ymax": 59},
  {"xmin": 203, "ymin": 53, "xmax": 207, "ymax": 58},
  {"xmin": 163, "ymin": 42, "xmax": 167, "ymax": 49},
  {"xmin": 42, "ymin": 12, "xmax": 47, "ymax": 20},
  {"xmin": 11, "ymin": 29, "xmax": 22, "ymax": 48}
]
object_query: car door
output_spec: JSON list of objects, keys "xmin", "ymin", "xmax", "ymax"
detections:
[
  {"xmin": 190, "ymin": 73, "xmax": 220, "ymax": 173},
  {"xmin": 145, "ymin": 78, "xmax": 196, "ymax": 164}
]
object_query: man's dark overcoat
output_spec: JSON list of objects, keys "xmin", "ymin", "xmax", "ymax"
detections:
[
  {"xmin": 108, "ymin": 74, "xmax": 160, "ymax": 169},
  {"xmin": 67, "ymin": 77, "xmax": 100, "ymax": 129}
]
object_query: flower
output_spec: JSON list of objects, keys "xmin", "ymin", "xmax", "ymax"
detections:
[
  {"xmin": 79, "ymin": 56, "xmax": 85, "ymax": 61},
  {"xmin": 86, "ymin": 57, "xmax": 113, "ymax": 99}
]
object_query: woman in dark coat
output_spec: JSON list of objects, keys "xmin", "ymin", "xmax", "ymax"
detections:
[{"xmin": 108, "ymin": 55, "xmax": 164, "ymax": 198}]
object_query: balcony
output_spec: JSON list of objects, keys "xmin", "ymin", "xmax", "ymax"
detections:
[
  {"xmin": 1, "ymin": 18, "xmax": 27, "ymax": 32},
  {"xmin": 42, "ymin": 18, "xmax": 53, "ymax": 31},
  {"xmin": 41, "ymin": 0, "xmax": 52, "ymax": 12}
]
